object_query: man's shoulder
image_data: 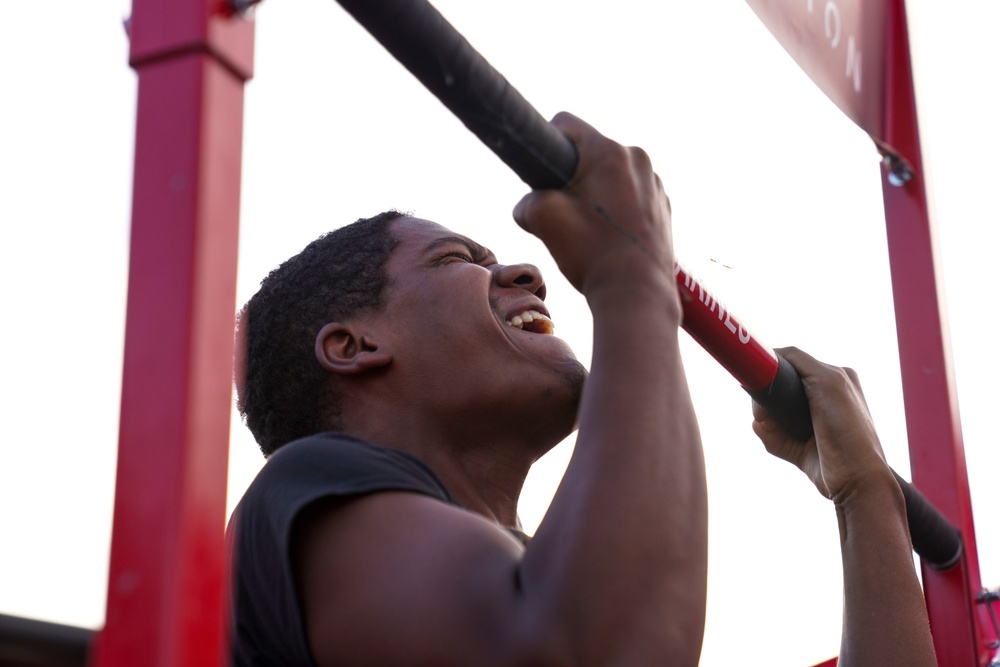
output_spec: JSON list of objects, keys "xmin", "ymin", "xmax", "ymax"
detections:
[
  {"xmin": 227, "ymin": 432, "xmax": 466, "ymax": 666},
  {"xmin": 233, "ymin": 432, "xmax": 455, "ymax": 530},
  {"xmin": 256, "ymin": 431, "xmax": 396, "ymax": 481}
]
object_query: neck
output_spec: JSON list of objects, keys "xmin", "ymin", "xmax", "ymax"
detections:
[
  {"xmin": 345, "ymin": 408, "xmax": 566, "ymax": 530},
  {"xmin": 416, "ymin": 441, "xmax": 530, "ymax": 528},
  {"xmin": 337, "ymin": 374, "xmax": 578, "ymax": 529}
]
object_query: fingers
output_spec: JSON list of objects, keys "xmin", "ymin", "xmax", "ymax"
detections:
[
  {"xmin": 548, "ymin": 112, "xmax": 606, "ymax": 167},
  {"xmin": 776, "ymin": 347, "xmax": 868, "ymax": 425},
  {"xmin": 772, "ymin": 346, "xmax": 825, "ymax": 378},
  {"xmin": 750, "ymin": 400, "xmax": 784, "ymax": 439},
  {"xmin": 754, "ymin": 347, "xmax": 891, "ymax": 502},
  {"xmin": 776, "ymin": 347, "xmax": 863, "ymax": 395},
  {"xmin": 751, "ymin": 399, "xmax": 807, "ymax": 460},
  {"xmin": 511, "ymin": 192, "xmax": 532, "ymax": 232},
  {"xmin": 511, "ymin": 189, "xmax": 560, "ymax": 236},
  {"xmin": 548, "ymin": 111, "xmax": 656, "ymax": 192},
  {"xmin": 510, "ymin": 187, "xmax": 577, "ymax": 262},
  {"xmin": 750, "ymin": 405, "xmax": 783, "ymax": 452},
  {"xmin": 548, "ymin": 111, "xmax": 599, "ymax": 141},
  {"xmin": 512, "ymin": 112, "xmax": 675, "ymax": 298}
]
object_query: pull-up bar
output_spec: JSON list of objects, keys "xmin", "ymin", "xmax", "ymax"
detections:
[{"xmin": 332, "ymin": 0, "xmax": 962, "ymax": 570}]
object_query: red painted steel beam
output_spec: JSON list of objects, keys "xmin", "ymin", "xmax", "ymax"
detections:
[
  {"xmin": 879, "ymin": 0, "xmax": 992, "ymax": 664},
  {"xmin": 95, "ymin": 2, "xmax": 253, "ymax": 666}
]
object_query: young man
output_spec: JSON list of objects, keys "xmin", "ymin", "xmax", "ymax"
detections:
[{"xmin": 228, "ymin": 113, "xmax": 935, "ymax": 666}]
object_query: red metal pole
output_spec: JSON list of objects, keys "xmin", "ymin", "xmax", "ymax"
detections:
[
  {"xmin": 95, "ymin": 1, "xmax": 253, "ymax": 666},
  {"xmin": 879, "ymin": 0, "xmax": 993, "ymax": 664}
]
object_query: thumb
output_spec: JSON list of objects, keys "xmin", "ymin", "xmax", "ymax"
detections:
[{"xmin": 512, "ymin": 193, "xmax": 534, "ymax": 233}]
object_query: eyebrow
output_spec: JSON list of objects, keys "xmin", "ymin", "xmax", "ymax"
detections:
[{"xmin": 423, "ymin": 236, "xmax": 493, "ymax": 263}]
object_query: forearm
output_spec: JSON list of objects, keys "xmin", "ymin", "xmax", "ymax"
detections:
[
  {"xmin": 523, "ymin": 279, "xmax": 708, "ymax": 664},
  {"xmin": 837, "ymin": 471, "xmax": 936, "ymax": 667}
]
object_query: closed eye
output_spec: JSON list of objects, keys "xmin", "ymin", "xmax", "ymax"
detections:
[
  {"xmin": 440, "ymin": 252, "xmax": 475, "ymax": 263},
  {"xmin": 425, "ymin": 236, "xmax": 494, "ymax": 266}
]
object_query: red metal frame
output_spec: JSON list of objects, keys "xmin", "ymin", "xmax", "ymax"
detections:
[
  {"xmin": 95, "ymin": 2, "xmax": 254, "ymax": 665},
  {"xmin": 879, "ymin": 1, "xmax": 994, "ymax": 664},
  {"xmin": 742, "ymin": 0, "xmax": 995, "ymax": 662}
]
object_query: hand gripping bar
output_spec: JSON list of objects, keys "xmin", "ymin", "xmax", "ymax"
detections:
[{"xmin": 333, "ymin": 0, "xmax": 963, "ymax": 570}]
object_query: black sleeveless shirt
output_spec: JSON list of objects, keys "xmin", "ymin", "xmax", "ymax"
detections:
[{"xmin": 227, "ymin": 433, "xmax": 458, "ymax": 667}]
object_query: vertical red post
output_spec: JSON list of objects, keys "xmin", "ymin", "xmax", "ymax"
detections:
[
  {"xmin": 95, "ymin": 2, "xmax": 254, "ymax": 665},
  {"xmin": 879, "ymin": 0, "xmax": 993, "ymax": 664}
]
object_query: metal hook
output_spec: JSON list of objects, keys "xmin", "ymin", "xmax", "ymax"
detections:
[{"xmin": 977, "ymin": 588, "xmax": 1000, "ymax": 650}]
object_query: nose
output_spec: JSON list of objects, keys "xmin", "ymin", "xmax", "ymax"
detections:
[{"xmin": 493, "ymin": 263, "xmax": 546, "ymax": 300}]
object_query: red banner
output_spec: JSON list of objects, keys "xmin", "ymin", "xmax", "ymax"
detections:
[{"xmin": 745, "ymin": 0, "xmax": 888, "ymax": 150}]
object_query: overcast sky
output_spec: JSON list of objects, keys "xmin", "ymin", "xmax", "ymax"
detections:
[{"xmin": 1, "ymin": 2, "xmax": 997, "ymax": 666}]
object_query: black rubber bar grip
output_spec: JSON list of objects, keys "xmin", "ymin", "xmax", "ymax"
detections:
[
  {"xmin": 335, "ymin": 0, "xmax": 577, "ymax": 189},
  {"xmin": 333, "ymin": 0, "xmax": 964, "ymax": 570}
]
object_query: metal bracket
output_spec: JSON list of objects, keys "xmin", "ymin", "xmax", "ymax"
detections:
[
  {"xmin": 977, "ymin": 588, "xmax": 1000, "ymax": 650},
  {"xmin": 880, "ymin": 152, "xmax": 914, "ymax": 187}
]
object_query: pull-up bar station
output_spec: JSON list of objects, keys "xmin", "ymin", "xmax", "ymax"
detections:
[{"xmin": 2, "ymin": 0, "xmax": 994, "ymax": 666}]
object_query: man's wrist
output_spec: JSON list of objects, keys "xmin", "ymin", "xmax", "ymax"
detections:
[
  {"xmin": 584, "ymin": 270, "xmax": 682, "ymax": 326},
  {"xmin": 834, "ymin": 466, "xmax": 905, "ymax": 521}
]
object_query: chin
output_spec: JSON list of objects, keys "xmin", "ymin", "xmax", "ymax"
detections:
[{"xmin": 536, "ymin": 360, "xmax": 588, "ymax": 448}]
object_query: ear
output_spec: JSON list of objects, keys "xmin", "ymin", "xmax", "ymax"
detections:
[{"xmin": 314, "ymin": 322, "xmax": 392, "ymax": 375}]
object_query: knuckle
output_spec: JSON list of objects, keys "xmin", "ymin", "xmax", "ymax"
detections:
[
  {"xmin": 827, "ymin": 366, "xmax": 855, "ymax": 393},
  {"xmin": 628, "ymin": 145, "xmax": 653, "ymax": 170}
]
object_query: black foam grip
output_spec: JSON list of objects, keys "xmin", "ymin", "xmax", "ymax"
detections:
[
  {"xmin": 748, "ymin": 354, "xmax": 963, "ymax": 570},
  {"xmin": 893, "ymin": 470, "xmax": 963, "ymax": 570},
  {"xmin": 747, "ymin": 354, "xmax": 814, "ymax": 442},
  {"xmin": 335, "ymin": 0, "xmax": 578, "ymax": 189}
]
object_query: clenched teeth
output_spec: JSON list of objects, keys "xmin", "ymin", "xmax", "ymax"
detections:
[{"xmin": 507, "ymin": 309, "xmax": 554, "ymax": 334}]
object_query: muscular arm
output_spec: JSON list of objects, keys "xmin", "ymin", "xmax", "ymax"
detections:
[
  {"xmin": 513, "ymin": 114, "xmax": 707, "ymax": 665},
  {"xmin": 297, "ymin": 113, "xmax": 706, "ymax": 667},
  {"xmin": 752, "ymin": 348, "xmax": 935, "ymax": 667},
  {"xmin": 836, "ymin": 472, "xmax": 935, "ymax": 666}
]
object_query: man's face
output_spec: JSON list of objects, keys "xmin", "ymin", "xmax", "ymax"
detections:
[{"xmin": 368, "ymin": 217, "xmax": 586, "ymax": 444}]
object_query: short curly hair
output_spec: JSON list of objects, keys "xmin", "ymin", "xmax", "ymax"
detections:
[{"xmin": 237, "ymin": 210, "xmax": 405, "ymax": 456}]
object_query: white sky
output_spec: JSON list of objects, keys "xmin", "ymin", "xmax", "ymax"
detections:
[{"xmin": 1, "ymin": 2, "xmax": 997, "ymax": 666}]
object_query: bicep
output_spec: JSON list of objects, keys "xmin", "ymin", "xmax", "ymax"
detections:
[{"xmin": 293, "ymin": 492, "xmax": 535, "ymax": 667}]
